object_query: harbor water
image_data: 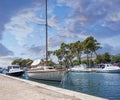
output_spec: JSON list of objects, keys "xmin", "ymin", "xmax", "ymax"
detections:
[{"xmin": 23, "ymin": 72, "xmax": 120, "ymax": 100}]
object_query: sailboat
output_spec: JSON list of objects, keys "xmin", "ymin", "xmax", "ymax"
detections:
[
  {"xmin": 27, "ymin": 59, "xmax": 67, "ymax": 81},
  {"xmin": 27, "ymin": 0, "xmax": 67, "ymax": 81}
]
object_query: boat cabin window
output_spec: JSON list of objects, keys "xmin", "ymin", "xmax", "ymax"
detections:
[
  {"xmin": 106, "ymin": 64, "xmax": 112, "ymax": 67},
  {"xmin": 7, "ymin": 66, "xmax": 12, "ymax": 71},
  {"xmin": 8, "ymin": 66, "xmax": 12, "ymax": 69},
  {"xmin": 8, "ymin": 66, "xmax": 20, "ymax": 70},
  {"xmin": 100, "ymin": 65, "xmax": 105, "ymax": 69},
  {"xmin": 13, "ymin": 66, "xmax": 20, "ymax": 69}
]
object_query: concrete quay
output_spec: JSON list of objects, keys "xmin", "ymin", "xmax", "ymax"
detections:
[{"xmin": 0, "ymin": 74, "xmax": 107, "ymax": 100}]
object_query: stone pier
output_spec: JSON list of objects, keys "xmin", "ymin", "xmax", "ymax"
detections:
[{"xmin": 0, "ymin": 74, "xmax": 107, "ymax": 100}]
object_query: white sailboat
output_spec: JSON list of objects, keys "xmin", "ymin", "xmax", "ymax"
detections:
[
  {"xmin": 27, "ymin": 59, "xmax": 67, "ymax": 81},
  {"xmin": 27, "ymin": 0, "xmax": 67, "ymax": 81}
]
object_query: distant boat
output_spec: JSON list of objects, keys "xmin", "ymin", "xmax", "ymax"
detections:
[
  {"xmin": 69, "ymin": 64, "xmax": 91, "ymax": 72},
  {"xmin": 27, "ymin": 65, "xmax": 67, "ymax": 81},
  {"xmin": 0, "ymin": 67, "xmax": 3, "ymax": 73},
  {"xmin": 4, "ymin": 65, "xmax": 24, "ymax": 77},
  {"xmin": 96, "ymin": 64, "xmax": 120, "ymax": 73}
]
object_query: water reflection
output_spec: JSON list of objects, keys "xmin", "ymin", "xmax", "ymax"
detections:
[
  {"xmin": 22, "ymin": 71, "xmax": 120, "ymax": 100},
  {"xmin": 61, "ymin": 72, "xmax": 120, "ymax": 100}
]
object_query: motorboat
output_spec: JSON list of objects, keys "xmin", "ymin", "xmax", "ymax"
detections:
[
  {"xmin": 69, "ymin": 64, "xmax": 91, "ymax": 72},
  {"xmin": 96, "ymin": 64, "xmax": 120, "ymax": 73},
  {"xmin": 27, "ymin": 66, "xmax": 67, "ymax": 81},
  {"xmin": 0, "ymin": 67, "xmax": 3, "ymax": 73},
  {"xmin": 4, "ymin": 65, "xmax": 24, "ymax": 76}
]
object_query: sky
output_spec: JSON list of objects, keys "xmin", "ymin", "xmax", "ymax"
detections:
[{"xmin": 0, "ymin": 0, "xmax": 120, "ymax": 66}]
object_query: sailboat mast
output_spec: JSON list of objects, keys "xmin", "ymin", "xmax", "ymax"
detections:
[{"xmin": 45, "ymin": 0, "xmax": 48, "ymax": 66}]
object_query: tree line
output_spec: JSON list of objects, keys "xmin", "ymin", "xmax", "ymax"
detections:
[
  {"xmin": 51, "ymin": 36, "xmax": 101, "ymax": 67},
  {"xmin": 12, "ymin": 36, "xmax": 120, "ymax": 68}
]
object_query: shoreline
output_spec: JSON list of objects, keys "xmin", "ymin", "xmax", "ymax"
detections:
[{"xmin": 0, "ymin": 74, "xmax": 107, "ymax": 100}]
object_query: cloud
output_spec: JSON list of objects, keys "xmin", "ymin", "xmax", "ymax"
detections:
[
  {"xmin": 0, "ymin": 56, "xmax": 20, "ymax": 67},
  {"xmin": 48, "ymin": 31, "xmax": 88, "ymax": 49},
  {"xmin": 21, "ymin": 44, "xmax": 46, "ymax": 59},
  {"xmin": 0, "ymin": 43, "xmax": 15, "ymax": 66},
  {"xmin": 1, "ymin": 0, "xmax": 120, "ymax": 62},
  {"xmin": 56, "ymin": 0, "xmax": 120, "ymax": 39},
  {"xmin": 97, "ymin": 43, "xmax": 120, "ymax": 55},
  {"xmin": 5, "ymin": 7, "xmax": 45, "ymax": 46},
  {"xmin": 108, "ymin": 11, "xmax": 120, "ymax": 22},
  {"xmin": 97, "ymin": 34, "xmax": 120, "ymax": 55},
  {"xmin": 0, "ymin": 0, "xmax": 36, "ymax": 40},
  {"xmin": 102, "ymin": 11, "xmax": 120, "ymax": 31},
  {"xmin": 97, "ymin": 44, "xmax": 113, "ymax": 54},
  {"xmin": 5, "ymin": 12, "xmax": 34, "ymax": 45},
  {"xmin": 28, "ymin": 45, "xmax": 44, "ymax": 55},
  {"xmin": 0, "ymin": 43, "xmax": 13, "ymax": 56},
  {"xmin": 48, "ymin": 16, "xmax": 58, "ymax": 28}
]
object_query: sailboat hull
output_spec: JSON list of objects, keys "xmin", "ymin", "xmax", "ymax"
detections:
[{"xmin": 27, "ymin": 70, "xmax": 66, "ymax": 81}]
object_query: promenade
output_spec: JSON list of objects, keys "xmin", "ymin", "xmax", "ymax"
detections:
[{"xmin": 0, "ymin": 74, "xmax": 107, "ymax": 100}]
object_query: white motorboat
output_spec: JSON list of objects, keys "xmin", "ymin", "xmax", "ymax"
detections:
[
  {"xmin": 27, "ymin": 66, "xmax": 67, "ymax": 81},
  {"xmin": 5, "ymin": 65, "xmax": 24, "ymax": 76},
  {"xmin": 69, "ymin": 64, "xmax": 90, "ymax": 72},
  {"xmin": 96, "ymin": 64, "xmax": 120, "ymax": 73}
]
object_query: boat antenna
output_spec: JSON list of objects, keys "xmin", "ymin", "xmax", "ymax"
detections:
[{"xmin": 45, "ymin": 0, "xmax": 48, "ymax": 66}]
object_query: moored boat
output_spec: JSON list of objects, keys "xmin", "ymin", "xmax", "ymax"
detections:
[
  {"xmin": 0, "ymin": 67, "xmax": 3, "ymax": 73},
  {"xmin": 69, "ymin": 64, "xmax": 91, "ymax": 72},
  {"xmin": 96, "ymin": 64, "xmax": 120, "ymax": 73},
  {"xmin": 27, "ymin": 2, "xmax": 67, "ymax": 82},
  {"xmin": 4, "ymin": 65, "xmax": 24, "ymax": 77},
  {"xmin": 27, "ymin": 66, "xmax": 67, "ymax": 81}
]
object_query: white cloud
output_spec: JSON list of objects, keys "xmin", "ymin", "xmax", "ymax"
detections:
[
  {"xmin": 5, "ymin": 8, "xmax": 45, "ymax": 46},
  {"xmin": 101, "ymin": 10, "xmax": 120, "ymax": 31},
  {"xmin": 108, "ymin": 11, "xmax": 120, "ymax": 23},
  {"xmin": 57, "ymin": 0, "xmax": 82, "ymax": 10},
  {"xmin": 101, "ymin": 35, "xmax": 120, "ymax": 48},
  {"xmin": 48, "ymin": 29, "xmax": 88, "ymax": 49},
  {"xmin": 0, "ymin": 56, "xmax": 18, "ymax": 67},
  {"xmin": 48, "ymin": 16, "xmax": 57, "ymax": 27},
  {"xmin": 2, "ymin": 0, "xmax": 120, "ymax": 59}
]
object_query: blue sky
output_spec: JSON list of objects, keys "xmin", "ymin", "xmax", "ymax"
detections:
[{"xmin": 0, "ymin": 0, "xmax": 120, "ymax": 66}]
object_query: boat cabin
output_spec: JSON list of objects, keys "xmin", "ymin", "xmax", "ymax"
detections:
[
  {"xmin": 7, "ymin": 65, "xmax": 21, "ymax": 72},
  {"xmin": 98, "ymin": 64, "xmax": 114, "ymax": 69}
]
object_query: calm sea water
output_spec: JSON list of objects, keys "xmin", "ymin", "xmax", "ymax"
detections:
[
  {"xmin": 61, "ymin": 72, "xmax": 120, "ymax": 100},
  {"xmin": 24, "ymin": 72, "xmax": 120, "ymax": 100}
]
